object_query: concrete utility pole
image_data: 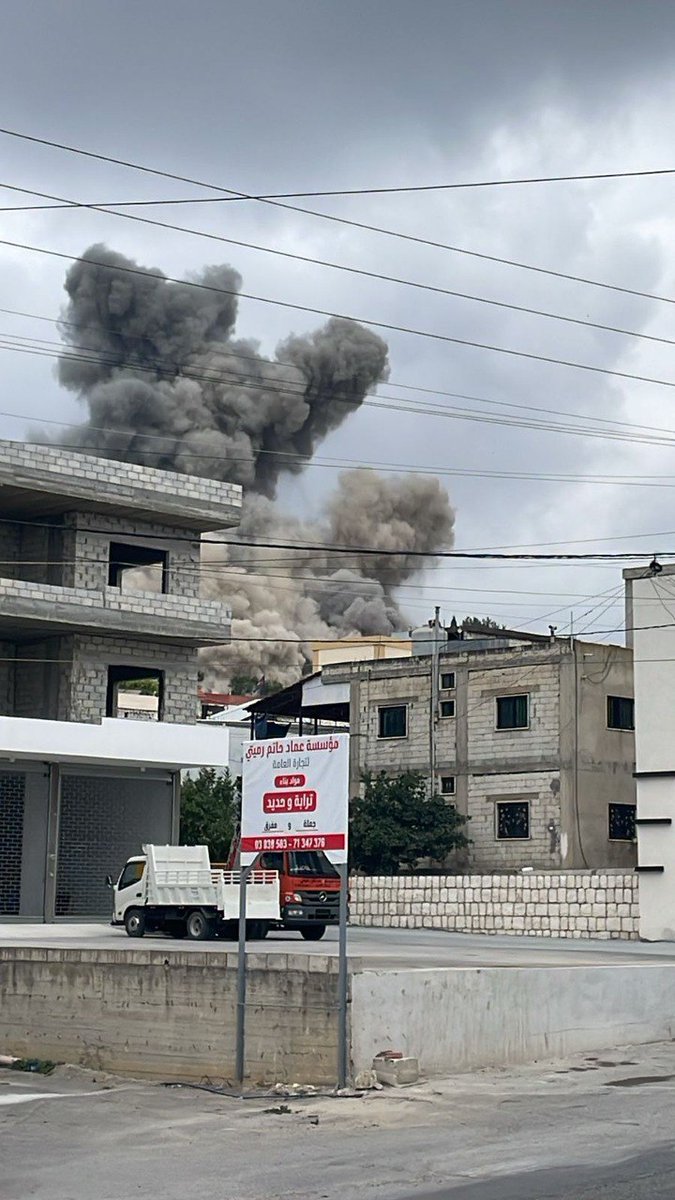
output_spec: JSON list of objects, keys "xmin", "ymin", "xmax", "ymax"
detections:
[{"xmin": 429, "ymin": 606, "xmax": 442, "ymax": 795}]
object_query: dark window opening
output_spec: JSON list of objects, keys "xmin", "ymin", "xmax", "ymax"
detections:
[
  {"xmin": 607, "ymin": 695, "xmax": 634, "ymax": 731},
  {"xmin": 440, "ymin": 699, "xmax": 455, "ymax": 718},
  {"xmin": 378, "ymin": 704, "xmax": 407, "ymax": 739},
  {"xmin": 497, "ymin": 800, "xmax": 530, "ymax": 840},
  {"xmin": 609, "ymin": 803, "xmax": 636, "ymax": 841},
  {"xmin": 440, "ymin": 672, "xmax": 455, "ymax": 690},
  {"xmin": 496, "ymin": 694, "xmax": 529, "ymax": 730},
  {"xmin": 108, "ymin": 542, "xmax": 168, "ymax": 594},
  {"xmin": 440, "ymin": 776, "xmax": 455, "ymax": 795},
  {"xmin": 106, "ymin": 665, "xmax": 164, "ymax": 721}
]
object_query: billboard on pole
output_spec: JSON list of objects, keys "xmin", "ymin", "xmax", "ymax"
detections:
[{"xmin": 241, "ymin": 733, "xmax": 349, "ymax": 865}]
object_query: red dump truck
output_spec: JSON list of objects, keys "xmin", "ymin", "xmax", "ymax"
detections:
[{"xmin": 223, "ymin": 830, "xmax": 340, "ymax": 940}]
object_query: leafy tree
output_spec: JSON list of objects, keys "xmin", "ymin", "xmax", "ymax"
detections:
[
  {"xmin": 461, "ymin": 616, "xmax": 506, "ymax": 631},
  {"xmin": 349, "ymin": 771, "xmax": 470, "ymax": 874},
  {"xmin": 229, "ymin": 673, "xmax": 283, "ymax": 697},
  {"xmin": 180, "ymin": 768, "xmax": 239, "ymax": 862},
  {"xmin": 121, "ymin": 677, "xmax": 159, "ymax": 695}
]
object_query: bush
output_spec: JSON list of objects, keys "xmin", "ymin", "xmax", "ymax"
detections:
[{"xmin": 350, "ymin": 771, "xmax": 469, "ymax": 874}]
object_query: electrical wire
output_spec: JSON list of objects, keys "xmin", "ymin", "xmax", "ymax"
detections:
[
  {"xmin": 3, "ymin": 126, "xmax": 675, "ymax": 312},
  {"xmin": 4, "ymin": 179, "xmax": 675, "ymax": 356},
  {"xmin": 7, "ymin": 238, "xmax": 675, "ymax": 394}
]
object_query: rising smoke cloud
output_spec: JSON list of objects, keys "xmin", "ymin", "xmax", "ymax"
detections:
[{"xmin": 54, "ymin": 244, "xmax": 456, "ymax": 686}]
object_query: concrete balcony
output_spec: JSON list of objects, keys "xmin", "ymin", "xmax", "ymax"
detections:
[
  {"xmin": 0, "ymin": 578, "xmax": 231, "ymax": 646},
  {"xmin": 0, "ymin": 714, "xmax": 228, "ymax": 769}
]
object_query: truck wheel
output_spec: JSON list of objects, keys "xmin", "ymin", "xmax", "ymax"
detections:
[
  {"xmin": 300, "ymin": 925, "xmax": 326, "ymax": 941},
  {"xmin": 125, "ymin": 908, "xmax": 146, "ymax": 938},
  {"xmin": 186, "ymin": 910, "xmax": 212, "ymax": 941}
]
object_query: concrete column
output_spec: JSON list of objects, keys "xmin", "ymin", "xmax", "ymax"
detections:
[
  {"xmin": 18, "ymin": 766, "xmax": 50, "ymax": 918},
  {"xmin": 43, "ymin": 764, "xmax": 61, "ymax": 923}
]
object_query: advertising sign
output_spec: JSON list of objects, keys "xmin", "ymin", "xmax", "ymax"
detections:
[{"xmin": 241, "ymin": 733, "xmax": 349, "ymax": 865}]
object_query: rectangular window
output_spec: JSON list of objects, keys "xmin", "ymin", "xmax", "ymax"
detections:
[
  {"xmin": 496, "ymin": 800, "xmax": 530, "ymax": 840},
  {"xmin": 106, "ymin": 665, "xmax": 164, "ymax": 722},
  {"xmin": 108, "ymin": 542, "xmax": 168, "ymax": 594},
  {"xmin": 440, "ymin": 671, "xmax": 455, "ymax": 690},
  {"xmin": 496, "ymin": 694, "xmax": 529, "ymax": 730},
  {"xmin": 378, "ymin": 704, "xmax": 407, "ymax": 739},
  {"xmin": 439, "ymin": 699, "xmax": 455, "ymax": 718},
  {"xmin": 609, "ymin": 803, "xmax": 636, "ymax": 841},
  {"xmin": 440, "ymin": 775, "xmax": 455, "ymax": 795},
  {"xmin": 607, "ymin": 695, "xmax": 634, "ymax": 731}
]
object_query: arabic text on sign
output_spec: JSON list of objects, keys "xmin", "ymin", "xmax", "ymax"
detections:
[{"xmin": 262, "ymin": 790, "xmax": 317, "ymax": 814}]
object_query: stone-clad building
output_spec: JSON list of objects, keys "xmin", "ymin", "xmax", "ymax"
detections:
[
  {"xmin": 0, "ymin": 440, "xmax": 238, "ymax": 921},
  {"xmin": 250, "ymin": 626, "xmax": 637, "ymax": 872}
]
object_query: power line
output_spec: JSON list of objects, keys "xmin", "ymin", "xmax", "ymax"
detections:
[
  {"xmin": 1, "ymin": 126, "xmax": 672, "ymax": 311},
  {"xmin": 6, "ymin": 303, "xmax": 675, "ymax": 446},
  {"xmin": 5, "ymin": 180, "xmax": 675, "ymax": 356},
  {"xmin": 6, "ymin": 239, "xmax": 675, "ymax": 397}
]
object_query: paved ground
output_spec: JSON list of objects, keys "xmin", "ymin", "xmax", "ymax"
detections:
[
  {"xmin": 3, "ymin": 1041, "xmax": 675, "ymax": 1198},
  {"xmin": 2, "ymin": 921, "xmax": 675, "ymax": 969}
]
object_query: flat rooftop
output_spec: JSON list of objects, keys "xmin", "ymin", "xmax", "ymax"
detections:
[{"xmin": 0, "ymin": 440, "xmax": 241, "ymax": 531}]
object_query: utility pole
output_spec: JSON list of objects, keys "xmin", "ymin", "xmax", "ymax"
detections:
[{"xmin": 429, "ymin": 605, "xmax": 442, "ymax": 795}]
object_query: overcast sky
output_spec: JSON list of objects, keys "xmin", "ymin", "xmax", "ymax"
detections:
[{"xmin": 3, "ymin": 0, "xmax": 675, "ymax": 636}]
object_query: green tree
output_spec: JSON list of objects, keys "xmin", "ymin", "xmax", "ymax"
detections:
[
  {"xmin": 229, "ymin": 673, "xmax": 284, "ymax": 697},
  {"xmin": 179, "ymin": 768, "xmax": 239, "ymax": 862},
  {"xmin": 349, "ymin": 771, "xmax": 469, "ymax": 874}
]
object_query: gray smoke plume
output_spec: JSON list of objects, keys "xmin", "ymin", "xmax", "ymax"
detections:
[{"xmin": 54, "ymin": 244, "xmax": 456, "ymax": 687}]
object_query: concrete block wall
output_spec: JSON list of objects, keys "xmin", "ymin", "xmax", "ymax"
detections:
[
  {"xmin": 467, "ymin": 770, "xmax": 562, "ymax": 870},
  {"xmin": 350, "ymin": 871, "xmax": 639, "ymax": 939},
  {"xmin": 467, "ymin": 661, "xmax": 559, "ymax": 767},
  {"xmin": 66, "ymin": 512, "xmax": 203, "ymax": 598},
  {"xmin": 68, "ymin": 634, "xmax": 199, "ymax": 724},
  {"xmin": 0, "ymin": 947, "xmax": 340, "ymax": 1084}
]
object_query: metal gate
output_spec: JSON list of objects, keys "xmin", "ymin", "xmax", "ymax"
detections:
[
  {"xmin": 0, "ymin": 773, "xmax": 26, "ymax": 915},
  {"xmin": 56, "ymin": 771, "xmax": 174, "ymax": 917}
]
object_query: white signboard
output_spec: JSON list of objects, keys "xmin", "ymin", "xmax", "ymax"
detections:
[{"xmin": 241, "ymin": 733, "xmax": 349, "ymax": 866}]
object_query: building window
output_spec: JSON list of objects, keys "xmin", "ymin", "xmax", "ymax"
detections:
[
  {"xmin": 378, "ymin": 704, "xmax": 407, "ymax": 739},
  {"xmin": 496, "ymin": 800, "xmax": 530, "ymax": 840},
  {"xmin": 108, "ymin": 542, "xmax": 168, "ymax": 594},
  {"xmin": 496, "ymin": 694, "xmax": 529, "ymax": 730},
  {"xmin": 609, "ymin": 803, "xmax": 636, "ymax": 841},
  {"xmin": 106, "ymin": 665, "xmax": 164, "ymax": 721},
  {"xmin": 440, "ymin": 775, "xmax": 455, "ymax": 795},
  {"xmin": 440, "ymin": 671, "xmax": 455, "ymax": 690},
  {"xmin": 607, "ymin": 695, "xmax": 634, "ymax": 731},
  {"xmin": 439, "ymin": 699, "xmax": 455, "ymax": 719}
]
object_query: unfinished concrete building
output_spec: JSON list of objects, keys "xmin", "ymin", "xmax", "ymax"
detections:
[{"xmin": 0, "ymin": 440, "xmax": 238, "ymax": 920}]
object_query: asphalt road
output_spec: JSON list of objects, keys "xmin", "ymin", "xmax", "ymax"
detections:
[
  {"xmin": 2, "ymin": 921, "xmax": 675, "ymax": 969},
  {"xmin": 3, "ymin": 1042, "xmax": 675, "ymax": 1199}
]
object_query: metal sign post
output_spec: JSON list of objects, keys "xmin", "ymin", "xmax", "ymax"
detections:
[
  {"xmin": 240, "ymin": 733, "xmax": 350, "ymax": 1089},
  {"xmin": 235, "ymin": 862, "xmax": 251, "ymax": 1086},
  {"xmin": 337, "ymin": 861, "xmax": 349, "ymax": 1089}
]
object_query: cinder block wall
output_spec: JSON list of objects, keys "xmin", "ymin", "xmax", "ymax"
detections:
[
  {"xmin": 0, "ymin": 948, "xmax": 341, "ymax": 1084},
  {"xmin": 350, "ymin": 872, "xmax": 639, "ymax": 939},
  {"xmin": 68, "ymin": 635, "xmax": 199, "ymax": 723}
]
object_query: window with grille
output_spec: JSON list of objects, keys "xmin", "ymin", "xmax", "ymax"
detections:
[
  {"xmin": 496, "ymin": 800, "xmax": 530, "ymax": 840},
  {"xmin": 607, "ymin": 696, "xmax": 634, "ymax": 731},
  {"xmin": 609, "ymin": 803, "xmax": 636, "ymax": 841},
  {"xmin": 440, "ymin": 672, "xmax": 455, "ymax": 690},
  {"xmin": 496, "ymin": 694, "xmax": 529, "ymax": 730},
  {"xmin": 440, "ymin": 699, "xmax": 455, "ymax": 718},
  {"xmin": 378, "ymin": 705, "xmax": 407, "ymax": 739}
]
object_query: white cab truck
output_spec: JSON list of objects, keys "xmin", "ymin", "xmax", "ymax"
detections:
[{"xmin": 108, "ymin": 844, "xmax": 280, "ymax": 941}]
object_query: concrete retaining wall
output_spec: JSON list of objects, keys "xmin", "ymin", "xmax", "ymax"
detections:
[
  {"xmin": 0, "ymin": 947, "xmax": 340, "ymax": 1083},
  {"xmin": 350, "ymin": 872, "xmax": 639, "ymax": 939},
  {"xmin": 351, "ymin": 964, "xmax": 675, "ymax": 1075}
]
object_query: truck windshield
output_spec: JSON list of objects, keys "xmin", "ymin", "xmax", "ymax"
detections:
[
  {"xmin": 118, "ymin": 861, "xmax": 145, "ymax": 889},
  {"xmin": 287, "ymin": 852, "xmax": 338, "ymax": 877}
]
